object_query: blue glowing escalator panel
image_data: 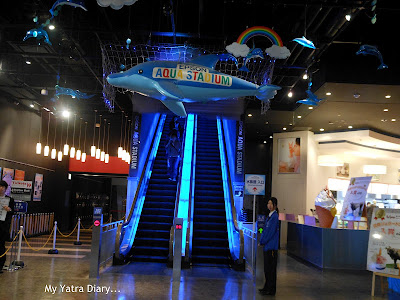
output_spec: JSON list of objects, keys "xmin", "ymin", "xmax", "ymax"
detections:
[{"xmin": 192, "ymin": 116, "xmax": 230, "ymax": 265}]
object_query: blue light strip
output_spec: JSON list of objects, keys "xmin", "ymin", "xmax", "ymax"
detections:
[
  {"xmin": 120, "ymin": 114, "xmax": 166, "ymax": 257},
  {"xmin": 188, "ymin": 115, "xmax": 197, "ymax": 258},
  {"xmin": 177, "ymin": 113, "xmax": 195, "ymax": 255},
  {"xmin": 216, "ymin": 116, "xmax": 236, "ymax": 259}
]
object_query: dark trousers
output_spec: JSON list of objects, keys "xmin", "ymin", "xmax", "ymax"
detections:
[
  {"xmin": 0, "ymin": 229, "xmax": 7, "ymax": 269},
  {"xmin": 263, "ymin": 250, "xmax": 278, "ymax": 293},
  {"xmin": 167, "ymin": 156, "xmax": 180, "ymax": 179}
]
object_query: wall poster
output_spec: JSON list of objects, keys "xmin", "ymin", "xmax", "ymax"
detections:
[
  {"xmin": 14, "ymin": 169, "xmax": 25, "ymax": 181},
  {"xmin": 278, "ymin": 138, "xmax": 300, "ymax": 173},
  {"xmin": 33, "ymin": 173, "xmax": 43, "ymax": 201},
  {"xmin": 336, "ymin": 163, "xmax": 350, "ymax": 178},
  {"xmin": 2, "ymin": 168, "xmax": 14, "ymax": 196},
  {"xmin": 367, "ymin": 208, "xmax": 400, "ymax": 276}
]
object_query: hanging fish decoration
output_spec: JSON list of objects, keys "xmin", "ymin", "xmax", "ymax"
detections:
[{"xmin": 356, "ymin": 44, "xmax": 388, "ymax": 70}]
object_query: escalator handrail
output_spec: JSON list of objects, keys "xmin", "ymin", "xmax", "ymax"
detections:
[
  {"xmin": 115, "ymin": 113, "xmax": 164, "ymax": 259},
  {"xmin": 219, "ymin": 118, "xmax": 244, "ymax": 264},
  {"xmin": 168, "ymin": 118, "xmax": 188, "ymax": 262}
]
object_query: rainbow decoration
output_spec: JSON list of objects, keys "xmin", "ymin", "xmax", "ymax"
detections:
[{"xmin": 236, "ymin": 26, "xmax": 283, "ymax": 47}]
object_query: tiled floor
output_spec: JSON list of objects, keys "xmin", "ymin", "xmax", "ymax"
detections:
[{"xmin": 0, "ymin": 230, "xmax": 398, "ymax": 300}]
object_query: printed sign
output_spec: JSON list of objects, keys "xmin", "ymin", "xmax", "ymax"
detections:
[
  {"xmin": 245, "ymin": 174, "xmax": 266, "ymax": 196},
  {"xmin": 367, "ymin": 208, "xmax": 400, "ymax": 276},
  {"xmin": 33, "ymin": 173, "xmax": 43, "ymax": 201},
  {"xmin": 130, "ymin": 114, "xmax": 141, "ymax": 173},
  {"xmin": 14, "ymin": 201, "xmax": 28, "ymax": 213},
  {"xmin": 340, "ymin": 176, "xmax": 372, "ymax": 221},
  {"xmin": 2, "ymin": 168, "xmax": 14, "ymax": 196},
  {"xmin": 14, "ymin": 170, "xmax": 25, "ymax": 181},
  {"xmin": 11, "ymin": 180, "xmax": 33, "ymax": 201},
  {"xmin": 235, "ymin": 120, "xmax": 244, "ymax": 176}
]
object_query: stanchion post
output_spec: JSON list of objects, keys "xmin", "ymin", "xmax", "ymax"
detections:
[
  {"xmin": 74, "ymin": 218, "xmax": 82, "ymax": 245},
  {"xmin": 13, "ymin": 226, "xmax": 24, "ymax": 267},
  {"xmin": 48, "ymin": 221, "xmax": 58, "ymax": 254}
]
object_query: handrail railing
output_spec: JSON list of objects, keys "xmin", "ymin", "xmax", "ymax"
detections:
[
  {"xmin": 114, "ymin": 114, "xmax": 165, "ymax": 259},
  {"xmin": 218, "ymin": 117, "xmax": 244, "ymax": 265},
  {"xmin": 168, "ymin": 117, "xmax": 188, "ymax": 264},
  {"xmin": 184, "ymin": 114, "xmax": 197, "ymax": 263}
]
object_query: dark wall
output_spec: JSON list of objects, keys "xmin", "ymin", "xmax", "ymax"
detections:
[
  {"xmin": 0, "ymin": 99, "xmax": 70, "ymax": 229},
  {"xmin": 244, "ymin": 139, "xmax": 272, "ymax": 215}
]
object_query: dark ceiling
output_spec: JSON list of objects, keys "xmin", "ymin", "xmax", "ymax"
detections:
[{"xmin": 0, "ymin": 0, "xmax": 399, "ymax": 140}]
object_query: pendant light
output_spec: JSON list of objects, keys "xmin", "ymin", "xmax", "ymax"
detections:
[
  {"xmin": 96, "ymin": 115, "xmax": 102, "ymax": 159},
  {"xmin": 105, "ymin": 122, "xmax": 110, "ymax": 164},
  {"xmin": 125, "ymin": 119, "xmax": 131, "ymax": 163},
  {"xmin": 63, "ymin": 116, "xmax": 70, "ymax": 155},
  {"xmin": 58, "ymin": 120, "xmax": 64, "ymax": 161},
  {"xmin": 76, "ymin": 118, "xmax": 82, "ymax": 160},
  {"xmin": 51, "ymin": 117, "xmax": 57, "ymax": 159},
  {"xmin": 100, "ymin": 118, "xmax": 106, "ymax": 162},
  {"xmin": 44, "ymin": 111, "xmax": 51, "ymax": 156},
  {"xmin": 36, "ymin": 110, "xmax": 42, "ymax": 154},
  {"xmin": 70, "ymin": 114, "xmax": 76, "ymax": 158},
  {"xmin": 82, "ymin": 121, "xmax": 87, "ymax": 162},
  {"xmin": 122, "ymin": 115, "xmax": 128, "ymax": 160},
  {"xmin": 91, "ymin": 110, "xmax": 97, "ymax": 157},
  {"xmin": 117, "ymin": 111, "xmax": 124, "ymax": 158}
]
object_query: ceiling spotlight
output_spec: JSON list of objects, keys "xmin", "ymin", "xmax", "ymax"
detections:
[
  {"xmin": 283, "ymin": 127, "xmax": 287, "ymax": 131},
  {"xmin": 297, "ymin": 115, "xmax": 302, "ymax": 119},
  {"xmin": 25, "ymin": 60, "xmax": 31, "ymax": 65},
  {"xmin": 326, "ymin": 92, "xmax": 332, "ymax": 96},
  {"xmin": 345, "ymin": 14, "xmax": 351, "ymax": 21},
  {"xmin": 302, "ymin": 73, "xmax": 308, "ymax": 80},
  {"xmin": 49, "ymin": 25, "xmax": 55, "ymax": 30},
  {"xmin": 269, "ymin": 136, "xmax": 273, "ymax": 138},
  {"xmin": 288, "ymin": 91, "xmax": 293, "ymax": 98},
  {"xmin": 381, "ymin": 119, "xmax": 387, "ymax": 122},
  {"xmin": 43, "ymin": 107, "xmax": 50, "ymax": 112},
  {"xmin": 41, "ymin": 88, "xmax": 48, "ymax": 95},
  {"xmin": 265, "ymin": 121, "xmax": 269, "ymax": 125},
  {"xmin": 353, "ymin": 92, "xmax": 360, "ymax": 99},
  {"xmin": 30, "ymin": 103, "xmax": 34, "ymax": 108},
  {"xmin": 62, "ymin": 110, "xmax": 70, "ymax": 118},
  {"xmin": 248, "ymin": 113, "xmax": 253, "ymax": 117},
  {"xmin": 263, "ymin": 141, "xmax": 267, "ymax": 144},
  {"xmin": 328, "ymin": 121, "xmax": 334, "ymax": 125},
  {"xmin": 320, "ymin": 128, "xmax": 325, "ymax": 131},
  {"xmin": 289, "ymin": 123, "xmax": 293, "ymax": 126},
  {"xmin": 348, "ymin": 125, "xmax": 353, "ymax": 129},
  {"xmin": 308, "ymin": 107, "xmax": 313, "ymax": 110},
  {"xmin": 385, "ymin": 95, "xmax": 391, "ymax": 99},
  {"xmin": 383, "ymin": 108, "xmax": 389, "ymax": 112},
  {"xmin": 391, "ymin": 119, "xmax": 396, "ymax": 122}
]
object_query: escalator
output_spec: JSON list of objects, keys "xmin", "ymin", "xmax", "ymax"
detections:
[
  {"xmin": 130, "ymin": 115, "xmax": 183, "ymax": 262},
  {"xmin": 191, "ymin": 116, "xmax": 231, "ymax": 265}
]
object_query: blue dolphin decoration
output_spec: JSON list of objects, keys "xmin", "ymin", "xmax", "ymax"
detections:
[
  {"xmin": 292, "ymin": 36, "xmax": 316, "ymax": 49},
  {"xmin": 55, "ymin": 85, "xmax": 94, "ymax": 99},
  {"xmin": 239, "ymin": 48, "xmax": 264, "ymax": 72},
  {"xmin": 356, "ymin": 44, "xmax": 388, "ymax": 70},
  {"xmin": 50, "ymin": 0, "xmax": 88, "ymax": 18},
  {"xmin": 296, "ymin": 81, "xmax": 324, "ymax": 106},
  {"xmin": 107, "ymin": 54, "xmax": 280, "ymax": 117},
  {"xmin": 23, "ymin": 27, "xmax": 52, "ymax": 45}
]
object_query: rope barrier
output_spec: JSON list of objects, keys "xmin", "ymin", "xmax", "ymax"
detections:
[
  {"xmin": 22, "ymin": 227, "xmax": 55, "ymax": 252},
  {"xmin": 56, "ymin": 222, "xmax": 78, "ymax": 238},
  {"xmin": 0, "ymin": 230, "xmax": 21, "ymax": 258}
]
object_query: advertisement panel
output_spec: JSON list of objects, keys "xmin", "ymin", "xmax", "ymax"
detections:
[
  {"xmin": 340, "ymin": 176, "xmax": 372, "ymax": 221},
  {"xmin": 2, "ymin": 168, "xmax": 14, "ymax": 196},
  {"xmin": 33, "ymin": 173, "xmax": 43, "ymax": 201},
  {"xmin": 11, "ymin": 180, "xmax": 33, "ymax": 201}
]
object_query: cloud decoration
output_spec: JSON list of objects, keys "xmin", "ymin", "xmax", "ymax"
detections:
[
  {"xmin": 97, "ymin": 0, "xmax": 139, "ymax": 10},
  {"xmin": 265, "ymin": 45, "xmax": 291, "ymax": 59},
  {"xmin": 226, "ymin": 42, "xmax": 250, "ymax": 58}
]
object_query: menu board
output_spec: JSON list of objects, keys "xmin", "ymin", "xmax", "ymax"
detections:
[
  {"xmin": 340, "ymin": 176, "xmax": 372, "ymax": 221},
  {"xmin": 367, "ymin": 208, "xmax": 400, "ymax": 276}
]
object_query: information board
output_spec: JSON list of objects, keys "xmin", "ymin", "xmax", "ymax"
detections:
[
  {"xmin": 245, "ymin": 174, "xmax": 266, "ymax": 196},
  {"xmin": 340, "ymin": 176, "xmax": 372, "ymax": 221},
  {"xmin": 11, "ymin": 180, "xmax": 33, "ymax": 201}
]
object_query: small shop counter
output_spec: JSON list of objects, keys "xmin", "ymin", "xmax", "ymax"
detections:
[{"xmin": 286, "ymin": 221, "xmax": 369, "ymax": 270}]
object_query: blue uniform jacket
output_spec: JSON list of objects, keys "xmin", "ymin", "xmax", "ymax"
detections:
[{"xmin": 260, "ymin": 211, "xmax": 279, "ymax": 251}]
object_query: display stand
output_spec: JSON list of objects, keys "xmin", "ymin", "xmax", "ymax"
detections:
[{"xmin": 371, "ymin": 272, "xmax": 400, "ymax": 296}]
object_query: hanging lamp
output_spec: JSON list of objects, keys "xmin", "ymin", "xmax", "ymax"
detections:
[
  {"xmin": 82, "ymin": 122, "xmax": 87, "ymax": 163},
  {"xmin": 44, "ymin": 111, "xmax": 51, "ymax": 156},
  {"xmin": 51, "ymin": 117, "xmax": 57, "ymax": 159},
  {"xmin": 36, "ymin": 110, "xmax": 42, "ymax": 154},
  {"xmin": 76, "ymin": 118, "xmax": 82, "ymax": 160},
  {"xmin": 91, "ymin": 110, "xmax": 97, "ymax": 157},
  {"xmin": 96, "ymin": 115, "xmax": 102, "ymax": 159},
  {"xmin": 70, "ymin": 114, "xmax": 76, "ymax": 158}
]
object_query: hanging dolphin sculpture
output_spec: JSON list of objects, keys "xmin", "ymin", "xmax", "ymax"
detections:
[
  {"xmin": 356, "ymin": 44, "xmax": 388, "ymax": 70},
  {"xmin": 49, "ymin": 0, "xmax": 88, "ymax": 18},
  {"xmin": 292, "ymin": 36, "xmax": 316, "ymax": 49},
  {"xmin": 107, "ymin": 54, "xmax": 281, "ymax": 117},
  {"xmin": 239, "ymin": 48, "xmax": 264, "ymax": 72},
  {"xmin": 55, "ymin": 85, "xmax": 94, "ymax": 99},
  {"xmin": 23, "ymin": 27, "xmax": 52, "ymax": 45}
]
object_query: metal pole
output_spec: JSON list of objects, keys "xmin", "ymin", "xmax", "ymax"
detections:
[
  {"xmin": 74, "ymin": 218, "xmax": 82, "ymax": 245},
  {"xmin": 48, "ymin": 221, "xmax": 58, "ymax": 254},
  {"xmin": 252, "ymin": 194, "xmax": 256, "ymax": 273},
  {"xmin": 13, "ymin": 226, "xmax": 24, "ymax": 267}
]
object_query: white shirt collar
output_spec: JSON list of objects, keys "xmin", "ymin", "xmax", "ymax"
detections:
[{"xmin": 269, "ymin": 210, "xmax": 276, "ymax": 217}]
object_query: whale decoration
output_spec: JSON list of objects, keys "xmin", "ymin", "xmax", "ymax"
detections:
[
  {"xmin": 239, "ymin": 48, "xmax": 264, "ymax": 72},
  {"xmin": 55, "ymin": 85, "xmax": 95, "ymax": 99},
  {"xmin": 23, "ymin": 27, "xmax": 52, "ymax": 45},
  {"xmin": 107, "ymin": 54, "xmax": 280, "ymax": 117},
  {"xmin": 356, "ymin": 44, "xmax": 388, "ymax": 70},
  {"xmin": 292, "ymin": 36, "xmax": 316, "ymax": 49},
  {"xmin": 50, "ymin": 0, "xmax": 88, "ymax": 18}
]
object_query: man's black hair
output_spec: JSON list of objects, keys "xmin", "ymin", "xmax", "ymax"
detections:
[{"xmin": 0, "ymin": 180, "xmax": 8, "ymax": 189}]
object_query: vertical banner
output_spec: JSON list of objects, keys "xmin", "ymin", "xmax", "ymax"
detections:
[
  {"xmin": 2, "ymin": 168, "xmax": 14, "ymax": 196},
  {"xmin": 367, "ymin": 208, "xmax": 400, "ymax": 275},
  {"xmin": 129, "ymin": 113, "xmax": 141, "ymax": 177},
  {"xmin": 235, "ymin": 120, "xmax": 244, "ymax": 177},
  {"xmin": 33, "ymin": 173, "xmax": 43, "ymax": 201},
  {"xmin": 14, "ymin": 169, "xmax": 25, "ymax": 181},
  {"xmin": 340, "ymin": 176, "xmax": 372, "ymax": 221}
]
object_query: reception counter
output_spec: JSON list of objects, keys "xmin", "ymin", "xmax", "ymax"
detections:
[{"xmin": 286, "ymin": 221, "xmax": 369, "ymax": 270}]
